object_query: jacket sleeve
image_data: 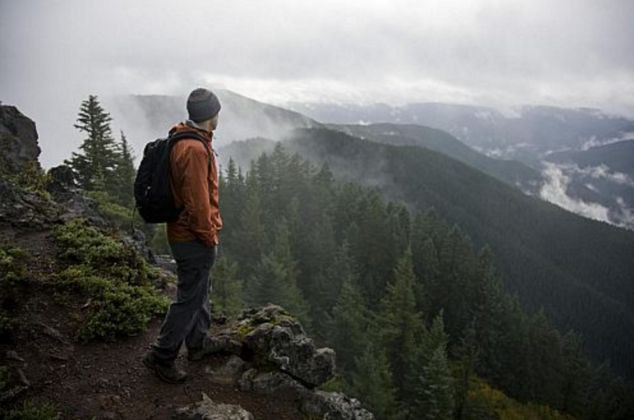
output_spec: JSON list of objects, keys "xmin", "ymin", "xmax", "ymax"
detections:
[{"xmin": 177, "ymin": 142, "xmax": 217, "ymax": 247}]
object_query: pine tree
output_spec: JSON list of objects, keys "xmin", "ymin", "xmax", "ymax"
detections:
[
  {"xmin": 66, "ymin": 95, "xmax": 119, "ymax": 191},
  {"xmin": 378, "ymin": 248, "xmax": 426, "ymax": 403},
  {"xmin": 233, "ymin": 168, "xmax": 265, "ymax": 278},
  {"xmin": 111, "ymin": 130, "xmax": 136, "ymax": 206},
  {"xmin": 414, "ymin": 345, "xmax": 455, "ymax": 420},
  {"xmin": 350, "ymin": 344, "xmax": 401, "ymax": 420},
  {"xmin": 246, "ymin": 220, "xmax": 311, "ymax": 327},
  {"xmin": 330, "ymin": 276, "xmax": 369, "ymax": 376},
  {"xmin": 212, "ymin": 255, "xmax": 244, "ymax": 317}
]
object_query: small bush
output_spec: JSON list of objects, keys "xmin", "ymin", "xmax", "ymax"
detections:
[
  {"xmin": 466, "ymin": 379, "xmax": 574, "ymax": 420},
  {"xmin": 86, "ymin": 190, "xmax": 135, "ymax": 229},
  {"xmin": 57, "ymin": 267, "xmax": 167, "ymax": 340},
  {"xmin": 54, "ymin": 219, "xmax": 158, "ymax": 285},
  {"xmin": 0, "ymin": 244, "xmax": 29, "ymax": 338},
  {"xmin": 0, "ymin": 245, "xmax": 28, "ymax": 287},
  {"xmin": 1, "ymin": 400, "xmax": 61, "ymax": 420},
  {"xmin": 53, "ymin": 219, "xmax": 168, "ymax": 341},
  {"xmin": 20, "ymin": 162, "xmax": 51, "ymax": 193}
]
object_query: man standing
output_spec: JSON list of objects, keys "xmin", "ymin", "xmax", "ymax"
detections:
[{"xmin": 143, "ymin": 88, "xmax": 223, "ymax": 383}]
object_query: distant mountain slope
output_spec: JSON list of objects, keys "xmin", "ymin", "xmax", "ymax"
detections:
[
  {"xmin": 328, "ymin": 123, "xmax": 543, "ymax": 193},
  {"xmin": 541, "ymin": 140, "xmax": 634, "ymax": 229},
  {"xmin": 288, "ymin": 102, "xmax": 634, "ymax": 166},
  {"xmin": 546, "ymin": 139, "xmax": 634, "ymax": 176},
  {"xmin": 222, "ymin": 128, "xmax": 634, "ymax": 380},
  {"xmin": 104, "ymin": 89, "xmax": 320, "ymax": 155}
]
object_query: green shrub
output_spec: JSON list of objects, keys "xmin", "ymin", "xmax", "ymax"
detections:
[
  {"xmin": 2, "ymin": 161, "xmax": 53, "ymax": 199},
  {"xmin": 149, "ymin": 223, "xmax": 171, "ymax": 255},
  {"xmin": 0, "ymin": 244, "xmax": 28, "ymax": 337},
  {"xmin": 1, "ymin": 400, "xmax": 61, "ymax": 420},
  {"xmin": 57, "ymin": 266, "xmax": 167, "ymax": 340},
  {"xmin": 0, "ymin": 245, "xmax": 28, "ymax": 287},
  {"xmin": 86, "ymin": 190, "xmax": 135, "ymax": 229},
  {"xmin": 466, "ymin": 378, "xmax": 575, "ymax": 420},
  {"xmin": 53, "ymin": 219, "xmax": 158, "ymax": 285},
  {"xmin": 52, "ymin": 219, "xmax": 168, "ymax": 341}
]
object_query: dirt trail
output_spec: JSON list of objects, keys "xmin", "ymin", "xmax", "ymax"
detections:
[{"xmin": 1, "ymin": 228, "xmax": 303, "ymax": 419}]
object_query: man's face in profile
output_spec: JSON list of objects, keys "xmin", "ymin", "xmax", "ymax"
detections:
[{"xmin": 210, "ymin": 113, "xmax": 219, "ymax": 131}]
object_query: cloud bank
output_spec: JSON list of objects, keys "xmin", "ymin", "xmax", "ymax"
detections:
[{"xmin": 1, "ymin": 0, "xmax": 634, "ymax": 166}]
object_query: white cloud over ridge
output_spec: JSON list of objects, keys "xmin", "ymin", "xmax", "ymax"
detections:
[
  {"xmin": 539, "ymin": 163, "xmax": 611, "ymax": 223},
  {"xmin": 539, "ymin": 162, "xmax": 634, "ymax": 230}
]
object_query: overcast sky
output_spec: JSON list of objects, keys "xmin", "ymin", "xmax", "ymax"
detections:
[{"xmin": 2, "ymin": 0, "xmax": 634, "ymax": 165}]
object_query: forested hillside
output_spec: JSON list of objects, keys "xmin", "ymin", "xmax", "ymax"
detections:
[
  {"xmin": 220, "ymin": 128, "xmax": 634, "ymax": 384},
  {"xmin": 328, "ymin": 123, "xmax": 543, "ymax": 193},
  {"xmin": 202, "ymin": 145, "xmax": 634, "ymax": 418},
  {"xmin": 546, "ymin": 140, "xmax": 634, "ymax": 176}
]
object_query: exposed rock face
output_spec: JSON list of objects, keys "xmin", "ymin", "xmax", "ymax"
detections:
[
  {"xmin": 212, "ymin": 305, "xmax": 335, "ymax": 387},
  {"xmin": 46, "ymin": 164, "xmax": 76, "ymax": 198},
  {"xmin": 206, "ymin": 355, "xmax": 246, "ymax": 385},
  {"xmin": 0, "ymin": 178, "xmax": 61, "ymax": 228},
  {"xmin": 203, "ymin": 305, "xmax": 374, "ymax": 419},
  {"xmin": 0, "ymin": 105, "xmax": 61, "ymax": 228},
  {"xmin": 174, "ymin": 392, "xmax": 254, "ymax": 420},
  {"xmin": 301, "ymin": 391, "xmax": 375, "ymax": 420},
  {"xmin": 0, "ymin": 105, "xmax": 41, "ymax": 175}
]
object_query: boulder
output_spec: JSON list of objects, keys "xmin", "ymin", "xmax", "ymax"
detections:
[
  {"xmin": 210, "ymin": 305, "xmax": 336, "ymax": 387},
  {"xmin": 206, "ymin": 355, "xmax": 246, "ymax": 385},
  {"xmin": 235, "ymin": 369, "xmax": 375, "ymax": 419},
  {"xmin": 237, "ymin": 369, "xmax": 307, "ymax": 396},
  {"xmin": 174, "ymin": 392, "xmax": 253, "ymax": 420},
  {"xmin": 301, "ymin": 391, "xmax": 375, "ymax": 420},
  {"xmin": 46, "ymin": 164, "xmax": 77, "ymax": 198},
  {"xmin": 0, "ymin": 105, "xmax": 41, "ymax": 176},
  {"xmin": 0, "ymin": 105, "xmax": 61, "ymax": 228}
]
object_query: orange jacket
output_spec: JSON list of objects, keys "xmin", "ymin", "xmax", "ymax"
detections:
[{"xmin": 166, "ymin": 122, "xmax": 222, "ymax": 247}]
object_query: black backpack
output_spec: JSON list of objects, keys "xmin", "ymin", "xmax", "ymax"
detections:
[{"xmin": 134, "ymin": 130, "xmax": 208, "ymax": 223}]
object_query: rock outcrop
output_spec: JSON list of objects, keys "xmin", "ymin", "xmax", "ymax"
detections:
[
  {"xmin": 0, "ymin": 105, "xmax": 41, "ymax": 175},
  {"xmin": 0, "ymin": 105, "xmax": 61, "ymax": 228},
  {"xmin": 202, "ymin": 305, "xmax": 374, "ymax": 419},
  {"xmin": 0, "ymin": 180, "xmax": 61, "ymax": 228},
  {"xmin": 174, "ymin": 393, "xmax": 254, "ymax": 420}
]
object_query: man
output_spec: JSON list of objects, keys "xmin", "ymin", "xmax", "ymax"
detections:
[{"xmin": 143, "ymin": 88, "xmax": 223, "ymax": 383}]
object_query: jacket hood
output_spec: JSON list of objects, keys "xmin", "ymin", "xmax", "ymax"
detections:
[{"xmin": 169, "ymin": 121, "xmax": 214, "ymax": 143}]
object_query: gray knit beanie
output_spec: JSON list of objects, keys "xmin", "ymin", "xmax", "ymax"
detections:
[{"xmin": 187, "ymin": 88, "xmax": 221, "ymax": 122}]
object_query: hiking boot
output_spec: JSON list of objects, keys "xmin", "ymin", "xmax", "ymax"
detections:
[
  {"xmin": 142, "ymin": 351, "xmax": 187, "ymax": 384},
  {"xmin": 188, "ymin": 336, "xmax": 243, "ymax": 361}
]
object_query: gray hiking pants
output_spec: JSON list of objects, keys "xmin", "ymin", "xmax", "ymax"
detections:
[{"xmin": 152, "ymin": 240, "xmax": 216, "ymax": 364}]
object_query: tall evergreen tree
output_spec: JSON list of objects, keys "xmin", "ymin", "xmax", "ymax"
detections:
[
  {"xmin": 378, "ymin": 248, "xmax": 426, "ymax": 403},
  {"xmin": 246, "ymin": 220, "xmax": 311, "ymax": 327},
  {"xmin": 350, "ymin": 344, "xmax": 401, "ymax": 420},
  {"xmin": 330, "ymin": 276, "xmax": 369, "ymax": 376},
  {"xmin": 414, "ymin": 345, "xmax": 455, "ymax": 420},
  {"xmin": 233, "ymin": 168, "xmax": 265, "ymax": 278},
  {"xmin": 111, "ymin": 130, "xmax": 136, "ymax": 206},
  {"xmin": 66, "ymin": 95, "xmax": 119, "ymax": 191},
  {"xmin": 212, "ymin": 255, "xmax": 244, "ymax": 317}
]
